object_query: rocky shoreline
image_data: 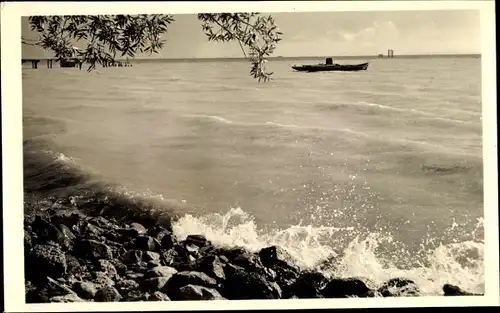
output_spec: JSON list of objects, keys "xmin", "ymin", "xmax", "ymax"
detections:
[{"xmin": 24, "ymin": 195, "xmax": 481, "ymax": 303}]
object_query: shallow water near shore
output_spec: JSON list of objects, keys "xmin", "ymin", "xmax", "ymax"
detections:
[{"xmin": 22, "ymin": 56, "xmax": 484, "ymax": 295}]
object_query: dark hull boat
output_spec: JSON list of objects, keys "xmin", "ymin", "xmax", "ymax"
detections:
[{"xmin": 292, "ymin": 57, "xmax": 369, "ymax": 72}]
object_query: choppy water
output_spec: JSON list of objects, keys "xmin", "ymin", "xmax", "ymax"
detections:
[{"xmin": 22, "ymin": 56, "xmax": 484, "ymax": 295}]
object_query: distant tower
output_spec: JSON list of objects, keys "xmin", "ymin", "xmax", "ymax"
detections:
[{"xmin": 388, "ymin": 49, "xmax": 394, "ymax": 58}]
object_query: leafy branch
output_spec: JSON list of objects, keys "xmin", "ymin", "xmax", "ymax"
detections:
[{"xmin": 24, "ymin": 13, "xmax": 282, "ymax": 82}]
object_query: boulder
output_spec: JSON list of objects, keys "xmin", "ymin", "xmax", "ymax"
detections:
[
  {"xmin": 98, "ymin": 259, "xmax": 119, "ymax": 280},
  {"xmin": 50, "ymin": 293, "xmax": 84, "ymax": 302},
  {"xmin": 321, "ymin": 277, "xmax": 373, "ymax": 298},
  {"xmin": 90, "ymin": 271, "xmax": 115, "ymax": 289},
  {"xmin": 143, "ymin": 251, "xmax": 161, "ymax": 262},
  {"xmin": 289, "ymin": 271, "xmax": 328, "ymax": 298},
  {"xmin": 169, "ymin": 284, "xmax": 225, "ymax": 301},
  {"xmin": 222, "ymin": 263, "xmax": 281, "ymax": 299},
  {"xmin": 27, "ymin": 244, "xmax": 67, "ymax": 279},
  {"xmin": 185, "ymin": 234, "xmax": 209, "ymax": 247},
  {"xmin": 190, "ymin": 255, "xmax": 226, "ymax": 281},
  {"xmin": 443, "ymin": 284, "xmax": 479, "ymax": 296},
  {"xmin": 134, "ymin": 235, "xmax": 161, "ymax": 252},
  {"xmin": 50, "ymin": 210, "xmax": 86, "ymax": 228},
  {"xmin": 148, "ymin": 291, "xmax": 171, "ymax": 301},
  {"xmin": 72, "ymin": 221, "xmax": 104, "ymax": 240},
  {"xmin": 116, "ymin": 279, "xmax": 140, "ymax": 294},
  {"xmin": 160, "ymin": 233, "xmax": 176, "ymax": 250},
  {"xmin": 141, "ymin": 277, "xmax": 170, "ymax": 292},
  {"xmin": 122, "ymin": 250, "xmax": 143, "ymax": 264},
  {"xmin": 72, "ymin": 281, "xmax": 97, "ymax": 299},
  {"xmin": 74, "ymin": 239, "xmax": 113, "ymax": 260},
  {"xmin": 94, "ymin": 286, "xmax": 122, "ymax": 302},
  {"xmin": 114, "ymin": 262, "xmax": 128, "ymax": 276},
  {"xmin": 378, "ymin": 278, "xmax": 420, "ymax": 297},
  {"xmin": 26, "ymin": 276, "xmax": 75, "ymax": 303},
  {"xmin": 165, "ymin": 271, "xmax": 217, "ymax": 290},
  {"xmin": 126, "ymin": 272, "xmax": 145, "ymax": 281},
  {"xmin": 144, "ymin": 266, "xmax": 178, "ymax": 279}
]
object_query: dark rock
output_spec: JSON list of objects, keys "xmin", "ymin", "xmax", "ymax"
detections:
[
  {"xmin": 289, "ymin": 271, "xmax": 328, "ymax": 298},
  {"xmin": 161, "ymin": 248, "xmax": 184, "ymax": 268},
  {"xmin": 125, "ymin": 272, "xmax": 144, "ymax": 281},
  {"xmin": 190, "ymin": 255, "xmax": 226, "ymax": 281},
  {"xmin": 219, "ymin": 255, "xmax": 229, "ymax": 263},
  {"xmin": 259, "ymin": 246, "xmax": 300, "ymax": 294},
  {"xmin": 141, "ymin": 277, "xmax": 170, "ymax": 292},
  {"xmin": 116, "ymin": 279, "xmax": 139, "ymax": 294},
  {"xmin": 89, "ymin": 216, "xmax": 114, "ymax": 229},
  {"xmin": 148, "ymin": 291, "xmax": 170, "ymax": 301},
  {"xmin": 223, "ymin": 263, "xmax": 281, "ymax": 299},
  {"xmin": 165, "ymin": 271, "xmax": 217, "ymax": 290},
  {"xmin": 90, "ymin": 271, "xmax": 115, "ymax": 289},
  {"xmin": 27, "ymin": 276, "xmax": 75, "ymax": 303},
  {"xmin": 122, "ymin": 289, "xmax": 149, "ymax": 301},
  {"xmin": 72, "ymin": 221, "xmax": 104, "ymax": 240},
  {"xmin": 144, "ymin": 266, "xmax": 178, "ymax": 279},
  {"xmin": 27, "ymin": 244, "xmax": 67, "ymax": 279},
  {"xmin": 127, "ymin": 261, "xmax": 149, "ymax": 273},
  {"xmin": 95, "ymin": 286, "xmax": 122, "ymax": 302},
  {"xmin": 114, "ymin": 262, "xmax": 128, "ymax": 276},
  {"xmin": 160, "ymin": 233, "xmax": 176, "ymax": 250},
  {"xmin": 443, "ymin": 284, "xmax": 479, "ymax": 296},
  {"xmin": 74, "ymin": 239, "xmax": 113, "ymax": 260},
  {"xmin": 72, "ymin": 281, "xmax": 97, "ymax": 299},
  {"xmin": 50, "ymin": 210, "xmax": 86, "ymax": 228},
  {"xmin": 321, "ymin": 277, "xmax": 373, "ymax": 298},
  {"xmin": 31, "ymin": 215, "xmax": 74, "ymax": 249},
  {"xmin": 147, "ymin": 260, "xmax": 162, "ymax": 269},
  {"xmin": 24, "ymin": 230, "xmax": 33, "ymax": 252},
  {"xmin": 98, "ymin": 259, "xmax": 118, "ymax": 280},
  {"xmin": 134, "ymin": 235, "xmax": 161, "ymax": 252},
  {"xmin": 122, "ymin": 250, "xmax": 143, "ymax": 264},
  {"xmin": 170, "ymin": 284, "xmax": 225, "ymax": 301},
  {"xmin": 50, "ymin": 293, "xmax": 84, "ymax": 302},
  {"xmin": 128, "ymin": 223, "xmax": 148, "ymax": 236},
  {"xmin": 199, "ymin": 245, "xmax": 217, "ymax": 256},
  {"xmin": 185, "ymin": 243, "xmax": 200, "ymax": 254},
  {"xmin": 143, "ymin": 251, "xmax": 161, "ymax": 262},
  {"xmin": 378, "ymin": 278, "xmax": 420, "ymax": 297},
  {"xmin": 185, "ymin": 234, "xmax": 209, "ymax": 247}
]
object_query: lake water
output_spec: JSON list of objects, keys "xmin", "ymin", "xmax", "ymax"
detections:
[{"xmin": 22, "ymin": 56, "xmax": 484, "ymax": 295}]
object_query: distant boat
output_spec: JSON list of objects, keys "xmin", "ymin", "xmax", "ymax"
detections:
[{"xmin": 292, "ymin": 57, "xmax": 369, "ymax": 72}]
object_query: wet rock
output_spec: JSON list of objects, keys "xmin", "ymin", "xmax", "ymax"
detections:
[
  {"xmin": 223, "ymin": 263, "xmax": 281, "ymax": 299},
  {"xmin": 75, "ymin": 239, "xmax": 113, "ymax": 260},
  {"xmin": 90, "ymin": 271, "xmax": 115, "ymax": 289},
  {"xmin": 31, "ymin": 215, "xmax": 74, "ymax": 249},
  {"xmin": 144, "ymin": 266, "xmax": 178, "ymax": 279},
  {"xmin": 289, "ymin": 271, "xmax": 328, "ymax": 298},
  {"xmin": 89, "ymin": 216, "xmax": 114, "ymax": 229},
  {"xmin": 134, "ymin": 235, "xmax": 161, "ymax": 252},
  {"xmin": 98, "ymin": 259, "xmax": 118, "ymax": 280},
  {"xmin": 141, "ymin": 277, "xmax": 170, "ymax": 292},
  {"xmin": 190, "ymin": 255, "xmax": 226, "ymax": 281},
  {"xmin": 147, "ymin": 260, "xmax": 162, "ymax": 269},
  {"xmin": 50, "ymin": 293, "xmax": 84, "ymax": 302},
  {"xmin": 185, "ymin": 243, "xmax": 200, "ymax": 254},
  {"xmin": 50, "ymin": 210, "xmax": 86, "ymax": 228},
  {"xmin": 219, "ymin": 255, "xmax": 229, "ymax": 263},
  {"xmin": 127, "ymin": 223, "xmax": 148, "ymax": 237},
  {"xmin": 321, "ymin": 277, "xmax": 373, "ymax": 298},
  {"xmin": 143, "ymin": 251, "xmax": 161, "ymax": 262},
  {"xmin": 165, "ymin": 271, "xmax": 218, "ymax": 290},
  {"xmin": 443, "ymin": 284, "xmax": 479, "ymax": 296},
  {"xmin": 127, "ymin": 261, "xmax": 149, "ymax": 273},
  {"xmin": 122, "ymin": 289, "xmax": 149, "ymax": 301},
  {"xmin": 114, "ymin": 262, "xmax": 128, "ymax": 276},
  {"xmin": 122, "ymin": 250, "xmax": 143, "ymax": 264},
  {"xmin": 72, "ymin": 281, "xmax": 97, "ymax": 299},
  {"xmin": 126, "ymin": 272, "xmax": 144, "ymax": 281},
  {"xmin": 27, "ymin": 276, "xmax": 75, "ymax": 302},
  {"xmin": 259, "ymin": 246, "xmax": 299, "ymax": 296},
  {"xmin": 160, "ymin": 233, "xmax": 176, "ymax": 250},
  {"xmin": 72, "ymin": 221, "xmax": 104, "ymax": 240},
  {"xmin": 148, "ymin": 291, "xmax": 170, "ymax": 301},
  {"xmin": 170, "ymin": 284, "xmax": 225, "ymax": 301},
  {"xmin": 116, "ymin": 279, "xmax": 139, "ymax": 294},
  {"xmin": 24, "ymin": 230, "xmax": 33, "ymax": 252},
  {"xmin": 161, "ymin": 248, "xmax": 184, "ymax": 268},
  {"xmin": 95, "ymin": 286, "xmax": 122, "ymax": 302},
  {"xmin": 27, "ymin": 244, "xmax": 67, "ymax": 279},
  {"xmin": 378, "ymin": 278, "xmax": 420, "ymax": 297},
  {"xmin": 185, "ymin": 234, "xmax": 209, "ymax": 247}
]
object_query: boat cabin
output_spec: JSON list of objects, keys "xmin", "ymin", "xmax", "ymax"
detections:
[{"xmin": 325, "ymin": 58, "xmax": 333, "ymax": 65}]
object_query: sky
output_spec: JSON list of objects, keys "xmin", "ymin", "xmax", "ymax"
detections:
[{"xmin": 21, "ymin": 10, "xmax": 481, "ymax": 59}]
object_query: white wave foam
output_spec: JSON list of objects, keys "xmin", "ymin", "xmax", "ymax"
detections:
[
  {"xmin": 188, "ymin": 114, "xmax": 233, "ymax": 124},
  {"xmin": 171, "ymin": 207, "xmax": 484, "ymax": 296}
]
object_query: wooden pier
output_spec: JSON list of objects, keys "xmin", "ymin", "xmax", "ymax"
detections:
[{"xmin": 22, "ymin": 58, "xmax": 132, "ymax": 69}]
